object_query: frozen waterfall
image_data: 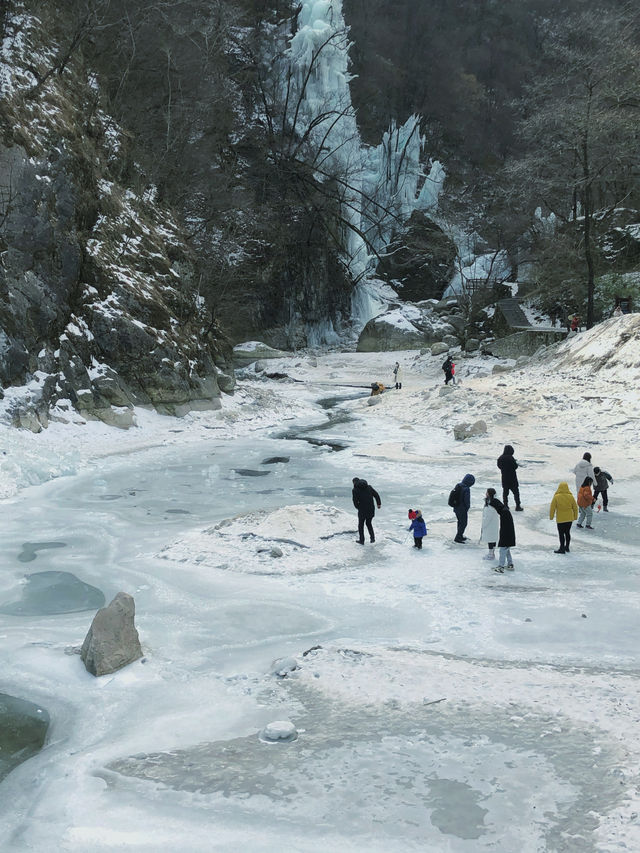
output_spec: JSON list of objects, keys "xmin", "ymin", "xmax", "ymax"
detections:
[{"xmin": 281, "ymin": 0, "xmax": 445, "ymax": 334}]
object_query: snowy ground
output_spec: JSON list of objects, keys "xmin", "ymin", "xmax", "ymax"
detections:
[{"xmin": 1, "ymin": 317, "xmax": 640, "ymax": 852}]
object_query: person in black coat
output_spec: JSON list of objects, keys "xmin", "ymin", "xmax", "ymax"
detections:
[
  {"xmin": 497, "ymin": 444, "xmax": 523, "ymax": 511},
  {"xmin": 352, "ymin": 477, "xmax": 382, "ymax": 544},
  {"xmin": 492, "ymin": 498, "xmax": 516, "ymax": 572},
  {"xmin": 442, "ymin": 356, "xmax": 455, "ymax": 385}
]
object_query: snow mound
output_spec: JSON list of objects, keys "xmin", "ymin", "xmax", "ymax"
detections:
[
  {"xmin": 158, "ymin": 503, "xmax": 356, "ymax": 575},
  {"xmin": 549, "ymin": 315, "xmax": 640, "ymax": 373}
]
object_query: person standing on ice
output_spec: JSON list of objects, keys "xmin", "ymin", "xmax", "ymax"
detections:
[
  {"xmin": 497, "ymin": 444, "xmax": 523, "ymax": 511},
  {"xmin": 576, "ymin": 477, "xmax": 595, "ymax": 529},
  {"xmin": 549, "ymin": 482, "xmax": 578, "ymax": 554},
  {"xmin": 573, "ymin": 452, "xmax": 595, "ymax": 496},
  {"xmin": 352, "ymin": 477, "xmax": 382, "ymax": 545},
  {"xmin": 442, "ymin": 356, "xmax": 455, "ymax": 385},
  {"xmin": 480, "ymin": 488, "xmax": 501, "ymax": 561},
  {"xmin": 592, "ymin": 466, "xmax": 614, "ymax": 512},
  {"xmin": 452, "ymin": 473, "xmax": 475, "ymax": 543},
  {"xmin": 393, "ymin": 361, "xmax": 403, "ymax": 390},
  {"xmin": 408, "ymin": 510, "xmax": 427, "ymax": 549},
  {"xmin": 494, "ymin": 501, "xmax": 516, "ymax": 573}
]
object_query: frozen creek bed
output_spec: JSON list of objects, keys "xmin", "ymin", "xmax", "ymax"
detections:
[{"xmin": 0, "ymin": 384, "xmax": 639, "ymax": 853}]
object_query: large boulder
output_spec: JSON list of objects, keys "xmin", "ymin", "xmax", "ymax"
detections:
[
  {"xmin": 233, "ymin": 341, "xmax": 291, "ymax": 366},
  {"xmin": 81, "ymin": 592, "xmax": 143, "ymax": 677},
  {"xmin": 453, "ymin": 420, "xmax": 488, "ymax": 441},
  {"xmin": 376, "ymin": 210, "xmax": 457, "ymax": 301},
  {"xmin": 357, "ymin": 303, "xmax": 451, "ymax": 352}
]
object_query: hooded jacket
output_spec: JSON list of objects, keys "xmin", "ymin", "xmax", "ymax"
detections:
[
  {"xmin": 594, "ymin": 469, "xmax": 613, "ymax": 491},
  {"xmin": 549, "ymin": 482, "xmax": 579, "ymax": 523},
  {"xmin": 352, "ymin": 479, "xmax": 381, "ymax": 517},
  {"xmin": 409, "ymin": 515, "xmax": 427, "ymax": 537},
  {"xmin": 457, "ymin": 474, "xmax": 475, "ymax": 511},
  {"xmin": 573, "ymin": 458, "xmax": 595, "ymax": 493},
  {"xmin": 497, "ymin": 445, "xmax": 519, "ymax": 486}
]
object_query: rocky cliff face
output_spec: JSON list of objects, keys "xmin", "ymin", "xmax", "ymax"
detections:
[{"xmin": 0, "ymin": 4, "xmax": 233, "ymax": 430}]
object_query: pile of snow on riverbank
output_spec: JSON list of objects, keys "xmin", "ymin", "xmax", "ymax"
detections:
[{"xmin": 158, "ymin": 503, "xmax": 356, "ymax": 575}]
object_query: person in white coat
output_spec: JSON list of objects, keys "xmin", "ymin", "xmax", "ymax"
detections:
[
  {"xmin": 393, "ymin": 361, "xmax": 403, "ymax": 390},
  {"xmin": 480, "ymin": 488, "xmax": 501, "ymax": 561},
  {"xmin": 573, "ymin": 452, "xmax": 595, "ymax": 495}
]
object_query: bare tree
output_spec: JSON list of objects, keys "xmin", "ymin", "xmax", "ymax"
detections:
[{"xmin": 508, "ymin": 5, "xmax": 640, "ymax": 327}]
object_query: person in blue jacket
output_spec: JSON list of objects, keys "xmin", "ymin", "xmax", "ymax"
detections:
[
  {"xmin": 409, "ymin": 510, "xmax": 427, "ymax": 549},
  {"xmin": 453, "ymin": 473, "xmax": 476, "ymax": 543}
]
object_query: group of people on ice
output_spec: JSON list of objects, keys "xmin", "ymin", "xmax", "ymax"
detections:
[
  {"xmin": 451, "ymin": 447, "xmax": 613, "ymax": 569},
  {"xmin": 352, "ymin": 446, "xmax": 614, "ymax": 572}
]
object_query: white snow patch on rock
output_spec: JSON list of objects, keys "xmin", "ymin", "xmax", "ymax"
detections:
[{"xmin": 158, "ymin": 503, "xmax": 356, "ymax": 575}]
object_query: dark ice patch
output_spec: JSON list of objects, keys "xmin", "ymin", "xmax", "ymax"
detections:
[
  {"xmin": 233, "ymin": 469, "xmax": 271, "ymax": 477},
  {"xmin": 261, "ymin": 456, "xmax": 290, "ymax": 464},
  {"xmin": 0, "ymin": 571, "xmax": 105, "ymax": 616},
  {"xmin": 18, "ymin": 541, "xmax": 66, "ymax": 563},
  {"xmin": 0, "ymin": 693, "xmax": 49, "ymax": 782}
]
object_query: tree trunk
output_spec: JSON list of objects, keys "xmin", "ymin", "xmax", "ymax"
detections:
[{"xmin": 582, "ymin": 87, "xmax": 595, "ymax": 330}]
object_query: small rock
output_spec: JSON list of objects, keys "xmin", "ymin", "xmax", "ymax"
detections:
[
  {"xmin": 525, "ymin": 618, "xmax": 532, "ymax": 622},
  {"xmin": 270, "ymin": 657, "xmax": 298, "ymax": 677},
  {"xmin": 270, "ymin": 546, "xmax": 283, "ymax": 558},
  {"xmin": 438, "ymin": 385, "xmax": 456, "ymax": 396},
  {"xmin": 581, "ymin": 613, "xmax": 587, "ymax": 618},
  {"xmin": 465, "ymin": 338, "xmax": 480, "ymax": 352},
  {"xmin": 430, "ymin": 342, "xmax": 449, "ymax": 356},
  {"xmin": 259, "ymin": 720, "xmax": 298, "ymax": 743},
  {"xmin": 367, "ymin": 395, "xmax": 382, "ymax": 406},
  {"xmin": 492, "ymin": 363, "xmax": 513, "ymax": 374}
]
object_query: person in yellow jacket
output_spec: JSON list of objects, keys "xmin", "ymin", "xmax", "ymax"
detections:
[{"xmin": 549, "ymin": 481, "xmax": 579, "ymax": 554}]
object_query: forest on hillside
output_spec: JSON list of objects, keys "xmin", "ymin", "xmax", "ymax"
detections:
[{"xmin": 3, "ymin": 0, "xmax": 640, "ymax": 342}]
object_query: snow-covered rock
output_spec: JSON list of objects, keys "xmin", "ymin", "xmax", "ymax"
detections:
[
  {"xmin": 356, "ymin": 301, "xmax": 454, "ymax": 352},
  {"xmin": 233, "ymin": 342, "xmax": 292, "ymax": 366},
  {"xmin": 259, "ymin": 720, "xmax": 298, "ymax": 743},
  {"xmin": 158, "ymin": 504, "xmax": 357, "ymax": 576},
  {"xmin": 453, "ymin": 420, "xmax": 487, "ymax": 440}
]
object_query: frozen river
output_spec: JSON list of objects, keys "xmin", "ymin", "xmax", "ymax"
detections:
[{"xmin": 1, "ymin": 388, "xmax": 639, "ymax": 852}]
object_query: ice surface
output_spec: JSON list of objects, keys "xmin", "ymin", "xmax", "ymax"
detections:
[
  {"xmin": 0, "ymin": 335, "xmax": 640, "ymax": 851},
  {"xmin": 0, "ymin": 570, "xmax": 105, "ymax": 615}
]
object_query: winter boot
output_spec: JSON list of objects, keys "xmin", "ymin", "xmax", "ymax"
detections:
[
  {"xmin": 515, "ymin": 505, "xmax": 524, "ymax": 511},
  {"xmin": 554, "ymin": 548, "xmax": 565, "ymax": 554},
  {"xmin": 483, "ymin": 550, "xmax": 496, "ymax": 561}
]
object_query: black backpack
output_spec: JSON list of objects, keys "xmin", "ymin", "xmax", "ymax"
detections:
[{"xmin": 448, "ymin": 483, "xmax": 462, "ymax": 507}]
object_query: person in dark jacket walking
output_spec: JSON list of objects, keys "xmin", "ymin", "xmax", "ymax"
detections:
[
  {"xmin": 452, "ymin": 473, "xmax": 475, "ymax": 543},
  {"xmin": 442, "ymin": 356, "xmax": 455, "ymax": 385},
  {"xmin": 592, "ymin": 466, "xmax": 614, "ymax": 511},
  {"xmin": 497, "ymin": 444, "xmax": 523, "ymax": 511},
  {"xmin": 408, "ymin": 510, "xmax": 427, "ymax": 549},
  {"xmin": 352, "ymin": 477, "xmax": 382, "ymax": 544}
]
